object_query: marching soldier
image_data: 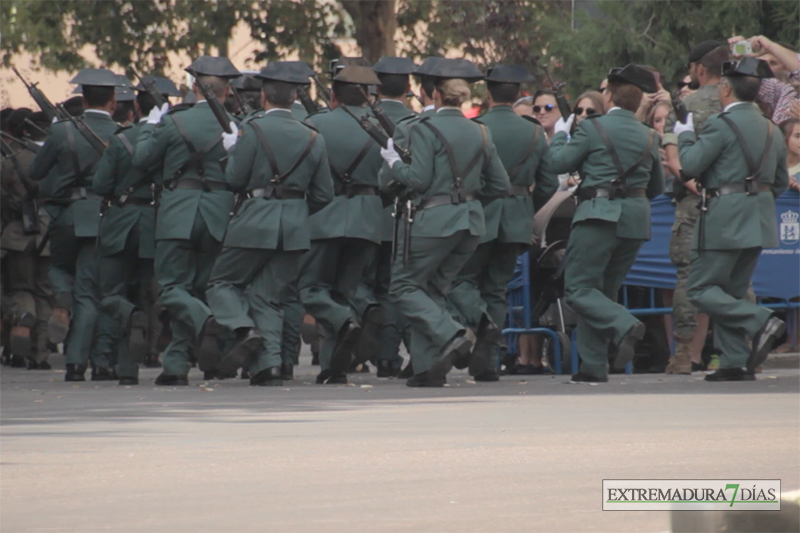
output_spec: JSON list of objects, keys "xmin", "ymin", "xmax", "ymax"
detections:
[
  {"xmin": 662, "ymin": 41, "xmax": 731, "ymax": 374},
  {"xmin": 448, "ymin": 65, "xmax": 559, "ymax": 381},
  {"xmin": 299, "ymin": 65, "xmax": 385, "ymax": 385},
  {"xmin": 1, "ymin": 111, "xmax": 54, "ymax": 369},
  {"xmin": 231, "ymin": 71, "xmax": 263, "ymax": 118},
  {"xmin": 379, "ymin": 58, "xmax": 510, "ymax": 387},
  {"xmin": 546, "ymin": 64, "xmax": 665, "ymax": 383},
  {"xmin": 206, "ymin": 61, "xmax": 333, "ymax": 386},
  {"xmin": 675, "ymin": 57, "xmax": 789, "ymax": 382},
  {"xmin": 30, "ymin": 68, "xmax": 125, "ymax": 381},
  {"xmin": 92, "ymin": 76, "xmax": 181, "ymax": 385},
  {"xmin": 370, "ymin": 56, "xmax": 417, "ymax": 378},
  {"xmin": 132, "ymin": 56, "xmax": 241, "ymax": 386}
]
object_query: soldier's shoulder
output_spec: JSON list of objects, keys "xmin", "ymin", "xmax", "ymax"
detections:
[
  {"xmin": 397, "ymin": 113, "xmax": 420, "ymax": 125},
  {"xmin": 165, "ymin": 104, "xmax": 192, "ymax": 116}
]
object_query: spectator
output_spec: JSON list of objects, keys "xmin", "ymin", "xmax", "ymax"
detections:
[
  {"xmin": 512, "ymin": 95, "xmax": 534, "ymax": 118},
  {"xmin": 648, "ymin": 100, "xmax": 672, "ymax": 135},
  {"xmin": 679, "ymin": 75, "xmax": 695, "ymax": 98},
  {"xmin": 781, "ymin": 118, "xmax": 800, "ymax": 188},
  {"xmin": 573, "ymin": 90, "xmax": 604, "ymax": 125},
  {"xmin": 532, "ymin": 89, "xmax": 561, "ymax": 138}
]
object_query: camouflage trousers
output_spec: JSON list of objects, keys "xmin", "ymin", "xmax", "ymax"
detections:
[{"xmin": 669, "ymin": 195, "xmax": 700, "ymax": 340}]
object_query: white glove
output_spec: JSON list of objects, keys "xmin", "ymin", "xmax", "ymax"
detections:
[
  {"xmin": 146, "ymin": 102, "xmax": 170, "ymax": 125},
  {"xmin": 554, "ymin": 114, "xmax": 575, "ymax": 136},
  {"xmin": 380, "ymin": 138, "xmax": 401, "ymax": 168},
  {"xmin": 222, "ymin": 122, "xmax": 239, "ymax": 151},
  {"xmin": 673, "ymin": 112, "xmax": 694, "ymax": 136}
]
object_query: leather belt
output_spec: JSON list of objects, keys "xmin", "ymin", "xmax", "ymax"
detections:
[
  {"xmin": 706, "ymin": 182, "xmax": 771, "ymax": 198},
  {"xmin": 509, "ymin": 185, "xmax": 531, "ymax": 196},
  {"xmin": 43, "ymin": 187, "xmax": 101, "ymax": 205},
  {"xmin": 576, "ymin": 186, "xmax": 646, "ymax": 203},
  {"xmin": 336, "ymin": 185, "xmax": 379, "ymax": 198},
  {"xmin": 248, "ymin": 186, "xmax": 306, "ymax": 200},
  {"xmin": 113, "ymin": 196, "xmax": 153, "ymax": 206},
  {"xmin": 417, "ymin": 191, "xmax": 477, "ymax": 211},
  {"xmin": 168, "ymin": 178, "xmax": 229, "ymax": 192}
]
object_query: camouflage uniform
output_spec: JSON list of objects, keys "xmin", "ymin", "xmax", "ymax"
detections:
[{"xmin": 663, "ymin": 84, "xmax": 721, "ymax": 345}]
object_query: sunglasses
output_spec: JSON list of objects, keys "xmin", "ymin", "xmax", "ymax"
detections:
[
  {"xmin": 677, "ymin": 81, "xmax": 689, "ymax": 89},
  {"xmin": 574, "ymin": 106, "xmax": 597, "ymax": 116},
  {"xmin": 533, "ymin": 104, "xmax": 555, "ymax": 113}
]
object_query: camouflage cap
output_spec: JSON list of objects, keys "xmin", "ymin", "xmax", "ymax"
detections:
[{"xmin": 687, "ymin": 41, "xmax": 722, "ymax": 63}]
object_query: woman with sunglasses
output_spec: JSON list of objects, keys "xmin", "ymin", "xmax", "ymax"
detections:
[
  {"xmin": 532, "ymin": 89, "xmax": 561, "ymax": 138},
  {"xmin": 573, "ymin": 91, "xmax": 605, "ymax": 125}
]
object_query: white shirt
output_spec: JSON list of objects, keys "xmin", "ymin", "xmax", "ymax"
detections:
[
  {"xmin": 380, "ymin": 98, "xmax": 406, "ymax": 105},
  {"xmin": 265, "ymin": 108, "xmax": 292, "ymax": 115},
  {"xmin": 723, "ymin": 101, "xmax": 749, "ymax": 112},
  {"xmin": 606, "ymin": 106, "xmax": 623, "ymax": 114},
  {"xmin": 84, "ymin": 109, "xmax": 111, "ymax": 117},
  {"xmin": 423, "ymin": 104, "xmax": 435, "ymax": 112},
  {"xmin": 436, "ymin": 106, "xmax": 461, "ymax": 113}
]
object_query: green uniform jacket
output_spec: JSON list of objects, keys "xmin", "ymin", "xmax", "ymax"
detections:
[
  {"xmin": 678, "ymin": 103, "xmax": 789, "ymax": 250},
  {"xmin": 1, "ymin": 148, "xmax": 51, "ymax": 255},
  {"xmin": 382, "ymin": 107, "xmax": 510, "ymax": 238},
  {"xmin": 132, "ymin": 101, "xmax": 237, "ymax": 242},
  {"xmin": 291, "ymin": 102, "xmax": 308, "ymax": 121},
  {"xmin": 306, "ymin": 105, "xmax": 384, "ymax": 243},
  {"xmin": 377, "ymin": 99, "xmax": 416, "ymax": 241},
  {"xmin": 223, "ymin": 108, "xmax": 334, "ymax": 251},
  {"xmin": 475, "ymin": 105, "xmax": 558, "ymax": 244},
  {"xmin": 92, "ymin": 123, "xmax": 156, "ymax": 258},
  {"xmin": 662, "ymin": 84, "xmax": 721, "ymax": 146},
  {"xmin": 29, "ymin": 111, "xmax": 119, "ymax": 237},
  {"xmin": 546, "ymin": 108, "xmax": 665, "ymax": 240}
]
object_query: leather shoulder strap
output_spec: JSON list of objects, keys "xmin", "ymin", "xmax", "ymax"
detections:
[
  {"xmin": 116, "ymin": 132, "xmax": 135, "ymax": 156},
  {"xmin": 170, "ymin": 114, "xmax": 223, "ymax": 180},
  {"xmin": 589, "ymin": 119, "xmax": 624, "ymax": 176},
  {"xmin": 721, "ymin": 115, "xmax": 773, "ymax": 179},
  {"xmin": 590, "ymin": 120, "xmax": 656, "ymax": 185},
  {"xmin": 508, "ymin": 124, "xmax": 542, "ymax": 181},
  {"xmin": 421, "ymin": 119, "xmax": 486, "ymax": 186},
  {"xmin": 331, "ymin": 136, "xmax": 373, "ymax": 184},
  {"xmin": 249, "ymin": 122, "xmax": 318, "ymax": 183}
]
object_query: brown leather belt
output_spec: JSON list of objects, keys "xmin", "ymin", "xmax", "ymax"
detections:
[
  {"xmin": 248, "ymin": 186, "xmax": 306, "ymax": 200},
  {"xmin": 113, "ymin": 196, "xmax": 153, "ymax": 206},
  {"xmin": 706, "ymin": 182, "xmax": 772, "ymax": 198},
  {"xmin": 576, "ymin": 186, "xmax": 647, "ymax": 203},
  {"xmin": 168, "ymin": 178, "xmax": 229, "ymax": 192},
  {"xmin": 509, "ymin": 185, "xmax": 531, "ymax": 196},
  {"xmin": 336, "ymin": 185, "xmax": 379, "ymax": 197},
  {"xmin": 417, "ymin": 191, "xmax": 477, "ymax": 211}
]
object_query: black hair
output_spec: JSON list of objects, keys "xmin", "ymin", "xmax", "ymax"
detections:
[
  {"xmin": 726, "ymin": 75, "xmax": 761, "ymax": 102},
  {"xmin": 112, "ymin": 100, "xmax": 135, "ymax": 123},
  {"xmin": 62, "ymin": 96, "xmax": 84, "ymax": 117},
  {"xmin": 242, "ymin": 90, "xmax": 263, "ymax": 112},
  {"xmin": 332, "ymin": 81, "xmax": 367, "ymax": 106},
  {"xmin": 377, "ymin": 73, "xmax": 408, "ymax": 98},
  {"xmin": 82, "ymin": 86, "xmax": 115, "ymax": 107},
  {"xmin": 419, "ymin": 75, "xmax": 436, "ymax": 101},
  {"xmin": 136, "ymin": 91, "xmax": 157, "ymax": 116},
  {"xmin": 262, "ymin": 80, "xmax": 297, "ymax": 107},
  {"xmin": 487, "ymin": 81, "xmax": 520, "ymax": 104}
]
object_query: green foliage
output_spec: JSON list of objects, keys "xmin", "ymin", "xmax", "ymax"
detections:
[{"xmin": 540, "ymin": 0, "xmax": 798, "ymax": 98}]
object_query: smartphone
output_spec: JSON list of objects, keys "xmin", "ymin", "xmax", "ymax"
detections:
[{"xmin": 732, "ymin": 40, "xmax": 752, "ymax": 56}]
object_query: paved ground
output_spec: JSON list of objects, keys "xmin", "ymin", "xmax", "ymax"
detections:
[{"xmin": 2, "ymin": 351, "xmax": 798, "ymax": 533}]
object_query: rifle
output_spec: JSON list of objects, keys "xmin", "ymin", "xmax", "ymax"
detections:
[
  {"xmin": 131, "ymin": 68, "xmax": 168, "ymax": 108},
  {"xmin": 196, "ymin": 83, "xmax": 233, "ymax": 134},
  {"xmin": 24, "ymin": 118, "xmax": 49, "ymax": 138},
  {"xmin": 55, "ymin": 103, "xmax": 108, "ymax": 154},
  {"xmin": 543, "ymin": 67, "xmax": 573, "ymax": 122},
  {"xmin": 1, "ymin": 132, "xmax": 40, "ymax": 154},
  {"xmin": 358, "ymin": 87, "xmax": 396, "ymax": 137},
  {"xmin": 408, "ymin": 91, "xmax": 425, "ymax": 108},
  {"xmin": 662, "ymin": 79, "xmax": 688, "ymax": 124},
  {"xmin": 230, "ymin": 85, "xmax": 253, "ymax": 116},
  {"xmin": 297, "ymin": 86, "xmax": 320, "ymax": 115},
  {"xmin": 311, "ymin": 74, "xmax": 333, "ymax": 107},
  {"xmin": 12, "ymin": 67, "xmax": 66, "ymax": 122}
]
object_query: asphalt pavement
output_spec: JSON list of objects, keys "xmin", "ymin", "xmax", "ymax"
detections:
[{"xmin": 2, "ymin": 350, "xmax": 798, "ymax": 533}]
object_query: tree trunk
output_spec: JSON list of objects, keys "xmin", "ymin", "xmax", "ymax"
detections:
[{"xmin": 340, "ymin": 0, "xmax": 397, "ymax": 63}]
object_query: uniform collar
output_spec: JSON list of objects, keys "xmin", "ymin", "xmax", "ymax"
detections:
[
  {"xmin": 422, "ymin": 104, "xmax": 435, "ymax": 112},
  {"xmin": 487, "ymin": 104, "xmax": 515, "ymax": 114},
  {"xmin": 606, "ymin": 107, "xmax": 636, "ymax": 119},
  {"xmin": 265, "ymin": 107, "xmax": 292, "ymax": 115},
  {"xmin": 84, "ymin": 109, "xmax": 111, "ymax": 117},
  {"xmin": 723, "ymin": 101, "xmax": 749, "ymax": 112},
  {"xmin": 436, "ymin": 107, "xmax": 463, "ymax": 116},
  {"xmin": 380, "ymin": 99, "xmax": 406, "ymax": 106}
]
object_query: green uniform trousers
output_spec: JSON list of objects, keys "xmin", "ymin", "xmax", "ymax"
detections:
[
  {"xmin": 48, "ymin": 223, "xmax": 109, "ymax": 368},
  {"xmin": 95, "ymin": 224, "xmax": 156, "ymax": 379},
  {"xmin": 390, "ymin": 229, "xmax": 480, "ymax": 375},
  {"xmin": 564, "ymin": 221, "xmax": 643, "ymax": 377},
  {"xmin": 281, "ymin": 281, "xmax": 304, "ymax": 366},
  {"xmin": 669, "ymin": 194, "xmax": 700, "ymax": 340},
  {"xmin": 155, "ymin": 213, "xmax": 221, "ymax": 376},
  {"xmin": 298, "ymin": 237, "xmax": 377, "ymax": 371},
  {"xmin": 687, "ymin": 247, "xmax": 771, "ymax": 369},
  {"xmin": 3, "ymin": 252, "xmax": 53, "ymax": 362},
  {"xmin": 448, "ymin": 240, "xmax": 522, "ymax": 369},
  {"xmin": 207, "ymin": 248, "xmax": 302, "ymax": 374}
]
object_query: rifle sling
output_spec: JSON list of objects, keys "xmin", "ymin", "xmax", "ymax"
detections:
[
  {"xmin": 171, "ymin": 114, "xmax": 223, "ymax": 179},
  {"xmin": 720, "ymin": 115, "xmax": 774, "ymax": 180},
  {"xmin": 508, "ymin": 125, "xmax": 542, "ymax": 181},
  {"xmin": 589, "ymin": 120, "xmax": 656, "ymax": 185},
  {"xmin": 420, "ymin": 120, "xmax": 487, "ymax": 187},
  {"xmin": 249, "ymin": 122, "xmax": 318, "ymax": 184},
  {"xmin": 331, "ymin": 136, "xmax": 373, "ymax": 185},
  {"xmin": 66, "ymin": 124, "xmax": 100, "ymax": 185}
]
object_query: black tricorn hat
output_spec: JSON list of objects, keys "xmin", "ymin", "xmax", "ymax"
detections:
[
  {"xmin": 69, "ymin": 68, "xmax": 125, "ymax": 87},
  {"xmin": 333, "ymin": 65, "xmax": 381, "ymax": 86},
  {"xmin": 413, "ymin": 57, "xmax": 444, "ymax": 77},
  {"xmin": 722, "ymin": 57, "xmax": 774, "ymax": 79},
  {"xmin": 426, "ymin": 58, "xmax": 484, "ymax": 82},
  {"xmin": 231, "ymin": 70, "xmax": 262, "ymax": 91},
  {"xmin": 185, "ymin": 56, "xmax": 241, "ymax": 79},
  {"xmin": 373, "ymin": 57, "xmax": 417, "ymax": 75},
  {"xmin": 135, "ymin": 76, "xmax": 182, "ymax": 97},
  {"xmin": 607, "ymin": 64, "xmax": 658, "ymax": 93},
  {"xmin": 255, "ymin": 62, "xmax": 316, "ymax": 84},
  {"xmin": 485, "ymin": 65, "xmax": 536, "ymax": 84}
]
